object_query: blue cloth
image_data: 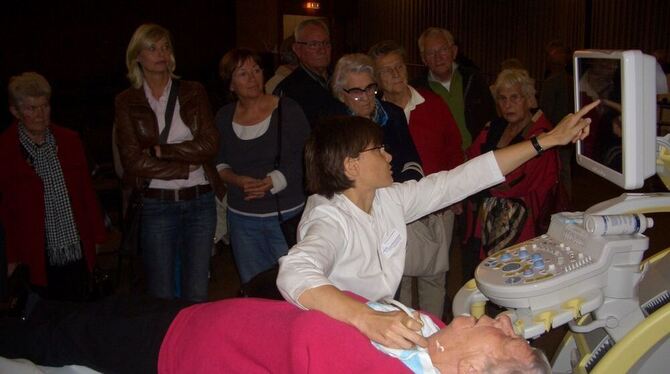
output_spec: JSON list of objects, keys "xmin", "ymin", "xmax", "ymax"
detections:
[
  {"xmin": 140, "ymin": 191, "xmax": 216, "ymax": 302},
  {"xmin": 228, "ymin": 208, "xmax": 301, "ymax": 284},
  {"xmin": 367, "ymin": 301, "xmax": 440, "ymax": 374}
]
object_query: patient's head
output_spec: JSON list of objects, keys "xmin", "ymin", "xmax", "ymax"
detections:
[{"xmin": 427, "ymin": 315, "xmax": 550, "ymax": 373}]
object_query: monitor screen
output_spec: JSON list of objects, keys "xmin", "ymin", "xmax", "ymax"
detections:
[
  {"xmin": 574, "ymin": 50, "xmax": 656, "ymax": 189},
  {"xmin": 576, "ymin": 58, "xmax": 623, "ymax": 173}
]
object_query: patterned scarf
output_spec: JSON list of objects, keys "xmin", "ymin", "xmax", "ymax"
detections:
[{"xmin": 19, "ymin": 124, "xmax": 82, "ymax": 266}]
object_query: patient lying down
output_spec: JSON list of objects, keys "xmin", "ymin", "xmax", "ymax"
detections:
[
  {"xmin": 0, "ymin": 295, "xmax": 549, "ymax": 374},
  {"xmin": 367, "ymin": 301, "xmax": 549, "ymax": 373}
]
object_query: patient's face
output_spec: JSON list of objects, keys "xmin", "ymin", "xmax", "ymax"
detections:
[{"xmin": 428, "ymin": 315, "xmax": 535, "ymax": 373}]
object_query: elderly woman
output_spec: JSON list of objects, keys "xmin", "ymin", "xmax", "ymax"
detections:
[
  {"xmin": 464, "ymin": 69, "xmax": 560, "ymax": 274},
  {"xmin": 215, "ymin": 48, "xmax": 310, "ymax": 286},
  {"xmin": 368, "ymin": 40, "xmax": 465, "ymax": 319},
  {"xmin": 115, "ymin": 24, "xmax": 222, "ymax": 302},
  {"xmin": 330, "ymin": 53, "xmax": 424, "ymax": 183},
  {"xmin": 0, "ymin": 72, "xmax": 106, "ymax": 301},
  {"xmin": 277, "ymin": 101, "xmax": 596, "ymax": 349}
]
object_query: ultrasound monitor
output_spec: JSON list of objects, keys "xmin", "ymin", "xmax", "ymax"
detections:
[{"xmin": 574, "ymin": 50, "xmax": 656, "ymax": 189}]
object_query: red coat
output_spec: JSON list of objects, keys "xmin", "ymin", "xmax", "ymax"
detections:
[
  {"xmin": 0, "ymin": 123, "xmax": 107, "ymax": 286},
  {"xmin": 407, "ymin": 88, "xmax": 465, "ymax": 174},
  {"xmin": 465, "ymin": 112, "xmax": 559, "ymax": 256}
]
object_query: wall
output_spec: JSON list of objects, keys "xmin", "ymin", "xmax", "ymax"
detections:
[
  {"xmin": 0, "ymin": 0, "xmax": 236, "ymax": 162},
  {"xmin": 341, "ymin": 0, "xmax": 670, "ymax": 85}
]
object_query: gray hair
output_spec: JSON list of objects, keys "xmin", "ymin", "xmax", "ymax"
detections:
[
  {"xmin": 493, "ymin": 68, "xmax": 536, "ymax": 100},
  {"xmin": 294, "ymin": 19, "xmax": 330, "ymax": 42},
  {"xmin": 8, "ymin": 72, "xmax": 51, "ymax": 107},
  {"xmin": 331, "ymin": 53, "xmax": 376, "ymax": 102},
  {"xmin": 481, "ymin": 346, "xmax": 551, "ymax": 374},
  {"xmin": 368, "ymin": 40, "xmax": 406, "ymax": 61},
  {"xmin": 417, "ymin": 27, "xmax": 455, "ymax": 55}
]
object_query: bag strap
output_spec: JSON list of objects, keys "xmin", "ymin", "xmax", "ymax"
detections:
[
  {"xmin": 274, "ymin": 98, "xmax": 284, "ymax": 221},
  {"xmin": 159, "ymin": 79, "xmax": 180, "ymax": 145}
]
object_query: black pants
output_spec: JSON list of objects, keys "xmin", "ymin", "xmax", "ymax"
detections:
[{"xmin": 0, "ymin": 295, "xmax": 191, "ymax": 374}]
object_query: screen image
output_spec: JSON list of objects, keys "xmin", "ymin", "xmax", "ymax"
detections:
[{"xmin": 577, "ymin": 58, "xmax": 623, "ymax": 173}]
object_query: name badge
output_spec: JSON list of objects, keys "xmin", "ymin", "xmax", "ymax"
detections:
[{"xmin": 381, "ymin": 230, "xmax": 401, "ymax": 257}]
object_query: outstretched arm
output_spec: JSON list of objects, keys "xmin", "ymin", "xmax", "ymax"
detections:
[{"xmin": 494, "ymin": 100, "xmax": 599, "ymax": 175}]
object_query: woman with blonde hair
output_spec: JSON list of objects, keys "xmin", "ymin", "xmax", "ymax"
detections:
[
  {"xmin": 115, "ymin": 24, "xmax": 223, "ymax": 301},
  {"xmin": 463, "ymin": 69, "xmax": 560, "ymax": 278}
]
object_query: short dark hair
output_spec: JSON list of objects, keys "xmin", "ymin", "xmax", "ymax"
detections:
[
  {"xmin": 218, "ymin": 48, "xmax": 263, "ymax": 100},
  {"xmin": 305, "ymin": 116, "xmax": 384, "ymax": 198}
]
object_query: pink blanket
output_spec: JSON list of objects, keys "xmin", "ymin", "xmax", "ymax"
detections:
[{"xmin": 158, "ymin": 297, "xmax": 443, "ymax": 373}]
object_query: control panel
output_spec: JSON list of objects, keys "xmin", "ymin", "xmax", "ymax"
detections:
[{"xmin": 455, "ymin": 211, "xmax": 650, "ymax": 339}]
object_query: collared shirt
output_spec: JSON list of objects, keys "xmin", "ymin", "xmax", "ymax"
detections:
[
  {"xmin": 277, "ymin": 151, "xmax": 504, "ymax": 306},
  {"xmin": 428, "ymin": 62, "xmax": 458, "ymax": 91},
  {"xmin": 299, "ymin": 63, "xmax": 329, "ymax": 90},
  {"xmin": 143, "ymin": 80, "xmax": 207, "ymax": 189},
  {"xmin": 403, "ymin": 86, "xmax": 427, "ymax": 123}
]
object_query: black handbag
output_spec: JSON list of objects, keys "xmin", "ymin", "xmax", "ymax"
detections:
[
  {"xmin": 274, "ymin": 98, "xmax": 303, "ymax": 248},
  {"xmin": 119, "ymin": 80, "xmax": 180, "ymax": 255}
]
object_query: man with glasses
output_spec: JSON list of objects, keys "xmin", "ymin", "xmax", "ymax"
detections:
[
  {"xmin": 274, "ymin": 19, "xmax": 340, "ymax": 127},
  {"xmin": 412, "ymin": 27, "xmax": 496, "ymax": 149}
]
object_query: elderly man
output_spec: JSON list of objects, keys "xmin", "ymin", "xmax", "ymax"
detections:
[
  {"xmin": 273, "ymin": 18, "xmax": 340, "ymax": 127},
  {"xmin": 0, "ymin": 295, "xmax": 549, "ymax": 374},
  {"xmin": 368, "ymin": 40, "xmax": 464, "ymax": 320},
  {"xmin": 0, "ymin": 72, "xmax": 107, "ymax": 301},
  {"xmin": 412, "ymin": 27, "xmax": 496, "ymax": 148}
]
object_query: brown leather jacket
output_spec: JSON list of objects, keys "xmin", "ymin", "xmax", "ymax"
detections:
[{"xmin": 114, "ymin": 80, "xmax": 225, "ymax": 199}]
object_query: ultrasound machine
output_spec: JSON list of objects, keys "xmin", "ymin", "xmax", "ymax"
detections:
[{"xmin": 454, "ymin": 50, "xmax": 670, "ymax": 373}]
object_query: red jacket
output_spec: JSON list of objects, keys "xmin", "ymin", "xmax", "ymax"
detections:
[
  {"xmin": 0, "ymin": 123, "xmax": 107, "ymax": 286},
  {"xmin": 407, "ymin": 88, "xmax": 465, "ymax": 174},
  {"xmin": 465, "ymin": 111, "xmax": 559, "ymax": 255}
]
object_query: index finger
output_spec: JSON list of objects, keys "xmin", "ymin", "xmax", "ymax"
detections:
[
  {"xmin": 401, "ymin": 328, "xmax": 429, "ymax": 348},
  {"xmin": 574, "ymin": 100, "xmax": 601, "ymax": 119}
]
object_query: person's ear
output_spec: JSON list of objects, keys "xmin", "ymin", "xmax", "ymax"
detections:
[
  {"xmin": 343, "ymin": 156, "xmax": 359, "ymax": 180},
  {"xmin": 457, "ymin": 356, "xmax": 486, "ymax": 373},
  {"xmin": 292, "ymin": 43, "xmax": 301, "ymax": 59},
  {"xmin": 9, "ymin": 105, "xmax": 21, "ymax": 120},
  {"xmin": 452, "ymin": 44, "xmax": 459, "ymax": 59}
]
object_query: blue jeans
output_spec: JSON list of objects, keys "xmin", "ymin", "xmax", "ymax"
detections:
[
  {"xmin": 141, "ymin": 191, "xmax": 216, "ymax": 301},
  {"xmin": 228, "ymin": 209, "xmax": 298, "ymax": 284}
]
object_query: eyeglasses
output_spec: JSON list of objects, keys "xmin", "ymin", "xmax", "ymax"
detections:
[
  {"xmin": 343, "ymin": 83, "xmax": 378, "ymax": 101},
  {"xmin": 295, "ymin": 40, "xmax": 331, "ymax": 50},
  {"xmin": 19, "ymin": 102, "xmax": 50, "ymax": 115},
  {"xmin": 423, "ymin": 45, "xmax": 453, "ymax": 59},
  {"xmin": 360, "ymin": 145, "xmax": 386, "ymax": 154},
  {"xmin": 496, "ymin": 93, "xmax": 525, "ymax": 105}
]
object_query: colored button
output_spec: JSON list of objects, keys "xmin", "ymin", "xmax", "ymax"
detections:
[{"xmin": 502, "ymin": 263, "xmax": 522, "ymax": 272}]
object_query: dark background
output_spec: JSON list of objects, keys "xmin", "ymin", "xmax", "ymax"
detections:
[{"xmin": 1, "ymin": 0, "xmax": 668, "ymax": 167}]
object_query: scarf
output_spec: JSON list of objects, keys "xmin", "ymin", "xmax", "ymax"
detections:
[
  {"xmin": 19, "ymin": 124, "xmax": 82, "ymax": 266},
  {"xmin": 347, "ymin": 98, "xmax": 389, "ymax": 126}
]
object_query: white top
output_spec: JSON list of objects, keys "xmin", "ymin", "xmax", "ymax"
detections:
[
  {"xmin": 403, "ymin": 85, "xmax": 426, "ymax": 123},
  {"xmin": 143, "ymin": 80, "xmax": 207, "ymax": 189},
  {"xmin": 216, "ymin": 112, "xmax": 287, "ymax": 197},
  {"xmin": 427, "ymin": 62, "xmax": 459, "ymax": 91},
  {"xmin": 277, "ymin": 152, "xmax": 504, "ymax": 306}
]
